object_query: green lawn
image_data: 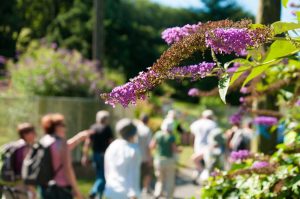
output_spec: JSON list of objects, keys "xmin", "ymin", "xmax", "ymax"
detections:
[{"xmin": 78, "ymin": 178, "xmax": 94, "ymax": 195}]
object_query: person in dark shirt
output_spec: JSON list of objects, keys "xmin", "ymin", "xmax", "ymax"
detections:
[{"xmin": 81, "ymin": 110, "xmax": 114, "ymax": 199}]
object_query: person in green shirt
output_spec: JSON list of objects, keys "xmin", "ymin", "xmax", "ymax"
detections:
[{"xmin": 150, "ymin": 120, "xmax": 180, "ymax": 199}]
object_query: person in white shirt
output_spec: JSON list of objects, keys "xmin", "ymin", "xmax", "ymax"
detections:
[
  {"xmin": 135, "ymin": 114, "xmax": 152, "ymax": 194},
  {"xmin": 190, "ymin": 110, "xmax": 217, "ymax": 182},
  {"xmin": 104, "ymin": 118, "xmax": 142, "ymax": 199}
]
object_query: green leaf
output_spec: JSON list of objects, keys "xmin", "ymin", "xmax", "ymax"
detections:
[
  {"xmin": 282, "ymin": 0, "xmax": 289, "ymax": 8},
  {"xmin": 289, "ymin": 59, "xmax": 300, "ymax": 69},
  {"xmin": 242, "ymin": 63, "xmax": 272, "ymax": 87},
  {"xmin": 224, "ymin": 58, "xmax": 250, "ymax": 70},
  {"xmin": 227, "ymin": 59, "xmax": 252, "ymax": 85},
  {"xmin": 230, "ymin": 65, "xmax": 251, "ymax": 85},
  {"xmin": 272, "ymin": 21, "xmax": 300, "ymax": 35},
  {"xmin": 297, "ymin": 12, "xmax": 300, "ymax": 22},
  {"xmin": 264, "ymin": 40, "xmax": 299, "ymax": 62},
  {"xmin": 218, "ymin": 74, "xmax": 230, "ymax": 104}
]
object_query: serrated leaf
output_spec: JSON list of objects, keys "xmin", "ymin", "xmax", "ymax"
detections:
[
  {"xmin": 218, "ymin": 74, "xmax": 230, "ymax": 104},
  {"xmin": 272, "ymin": 21, "xmax": 300, "ymax": 35},
  {"xmin": 264, "ymin": 40, "xmax": 299, "ymax": 62},
  {"xmin": 282, "ymin": 0, "xmax": 289, "ymax": 8}
]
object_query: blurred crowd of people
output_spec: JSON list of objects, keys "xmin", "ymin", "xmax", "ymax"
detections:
[{"xmin": 0, "ymin": 109, "xmax": 254, "ymax": 199}]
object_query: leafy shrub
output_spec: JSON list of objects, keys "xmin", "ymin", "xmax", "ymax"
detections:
[
  {"xmin": 8, "ymin": 42, "xmax": 123, "ymax": 97},
  {"xmin": 201, "ymin": 116, "xmax": 300, "ymax": 199}
]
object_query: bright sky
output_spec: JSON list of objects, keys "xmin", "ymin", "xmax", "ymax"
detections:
[{"xmin": 151, "ymin": 0, "xmax": 298, "ymax": 22}]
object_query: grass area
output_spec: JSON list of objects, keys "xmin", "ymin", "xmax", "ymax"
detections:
[
  {"xmin": 178, "ymin": 146, "xmax": 194, "ymax": 168},
  {"xmin": 78, "ymin": 178, "xmax": 94, "ymax": 195}
]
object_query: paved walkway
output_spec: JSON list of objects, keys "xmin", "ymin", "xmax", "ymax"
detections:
[{"xmin": 142, "ymin": 166, "xmax": 201, "ymax": 199}]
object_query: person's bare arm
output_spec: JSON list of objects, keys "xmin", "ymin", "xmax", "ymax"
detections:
[
  {"xmin": 67, "ymin": 130, "xmax": 93, "ymax": 151},
  {"xmin": 81, "ymin": 137, "xmax": 91, "ymax": 166},
  {"xmin": 61, "ymin": 142, "xmax": 83, "ymax": 199},
  {"xmin": 149, "ymin": 139, "xmax": 156, "ymax": 150},
  {"xmin": 172, "ymin": 143, "xmax": 181, "ymax": 153}
]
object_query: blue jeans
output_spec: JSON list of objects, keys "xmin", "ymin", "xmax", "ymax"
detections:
[{"xmin": 90, "ymin": 153, "xmax": 105, "ymax": 198}]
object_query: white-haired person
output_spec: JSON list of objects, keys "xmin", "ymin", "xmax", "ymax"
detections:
[
  {"xmin": 190, "ymin": 109, "xmax": 218, "ymax": 183},
  {"xmin": 150, "ymin": 120, "xmax": 181, "ymax": 199},
  {"xmin": 81, "ymin": 110, "xmax": 114, "ymax": 199},
  {"xmin": 161, "ymin": 110, "xmax": 184, "ymax": 145},
  {"xmin": 104, "ymin": 118, "xmax": 141, "ymax": 199}
]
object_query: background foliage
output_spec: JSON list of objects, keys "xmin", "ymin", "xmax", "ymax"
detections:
[{"xmin": 0, "ymin": 0, "xmax": 252, "ymax": 100}]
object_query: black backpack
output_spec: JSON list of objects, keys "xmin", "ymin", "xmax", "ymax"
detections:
[
  {"xmin": 1, "ymin": 144, "xmax": 17, "ymax": 182},
  {"xmin": 22, "ymin": 135, "xmax": 56, "ymax": 186}
]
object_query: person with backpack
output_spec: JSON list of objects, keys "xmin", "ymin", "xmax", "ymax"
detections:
[
  {"xmin": 150, "ymin": 119, "xmax": 181, "ymax": 199},
  {"xmin": 0, "ymin": 123, "xmax": 36, "ymax": 199},
  {"xmin": 81, "ymin": 110, "xmax": 114, "ymax": 199},
  {"xmin": 22, "ymin": 113, "xmax": 84, "ymax": 199}
]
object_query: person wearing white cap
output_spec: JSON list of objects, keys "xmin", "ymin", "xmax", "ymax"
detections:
[
  {"xmin": 150, "ymin": 120, "xmax": 181, "ymax": 199},
  {"xmin": 190, "ymin": 109, "xmax": 217, "ymax": 183},
  {"xmin": 104, "ymin": 118, "xmax": 142, "ymax": 199}
]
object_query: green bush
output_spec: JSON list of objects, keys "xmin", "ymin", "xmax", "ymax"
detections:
[
  {"xmin": 201, "ymin": 115, "xmax": 300, "ymax": 199},
  {"xmin": 8, "ymin": 42, "xmax": 124, "ymax": 97}
]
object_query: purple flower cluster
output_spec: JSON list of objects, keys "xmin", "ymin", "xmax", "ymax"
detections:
[
  {"xmin": 0, "ymin": 55, "xmax": 6, "ymax": 64},
  {"xmin": 295, "ymin": 99, "xmax": 300, "ymax": 106},
  {"xmin": 229, "ymin": 112, "xmax": 243, "ymax": 125},
  {"xmin": 104, "ymin": 62, "xmax": 215, "ymax": 107},
  {"xmin": 188, "ymin": 88, "xmax": 200, "ymax": 97},
  {"xmin": 252, "ymin": 161, "xmax": 270, "ymax": 169},
  {"xmin": 205, "ymin": 28, "xmax": 255, "ymax": 56},
  {"xmin": 230, "ymin": 150, "xmax": 250, "ymax": 161},
  {"xmin": 169, "ymin": 62, "xmax": 215, "ymax": 80},
  {"xmin": 254, "ymin": 116, "xmax": 278, "ymax": 126},
  {"xmin": 161, "ymin": 23, "xmax": 201, "ymax": 45},
  {"xmin": 105, "ymin": 70, "xmax": 159, "ymax": 107}
]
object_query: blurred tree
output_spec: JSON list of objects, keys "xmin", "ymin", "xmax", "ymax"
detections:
[
  {"xmin": 0, "ymin": 0, "xmax": 251, "ymax": 101},
  {"xmin": 201, "ymin": 0, "xmax": 253, "ymax": 21},
  {"xmin": 255, "ymin": 0, "xmax": 281, "ymax": 154},
  {"xmin": 0, "ymin": 0, "xmax": 22, "ymax": 57},
  {"xmin": 256, "ymin": 0, "xmax": 281, "ymax": 24}
]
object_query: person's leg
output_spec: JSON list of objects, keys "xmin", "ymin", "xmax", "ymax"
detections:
[
  {"xmin": 141, "ymin": 163, "xmax": 152, "ymax": 193},
  {"xmin": 192, "ymin": 153, "xmax": 203, "ymax": 171},
  {"xmin": 191, "ymin": 153, "xmax": 204, "ymax": 183},
  {"xmin": 153, "ymin": 160, "xmax": 164, "ymax": 198},
  {"xmin": 90, "ymin": 153, "xmax": 105, "ymax": 198},
  {"xmin": 165, "ymin": 159, "xmax": 176, "ymax": 199}
]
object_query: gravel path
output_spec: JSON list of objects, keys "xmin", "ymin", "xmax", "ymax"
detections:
[{"xmin": 142, "ymin": 166, "xmax": 201, "ymax": 199}]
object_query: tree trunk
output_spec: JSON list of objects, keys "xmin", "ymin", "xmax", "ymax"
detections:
[
  {"xmin": 254, "ymin": 0, "xmax": 281, "ymax": 154},
  {"xmin": 256, "ymin": 0, "xmax": 281, "ymax": 24},
  {"xmin": 93, "ymin": 0, "xmax": 105, "ymax": 68}
]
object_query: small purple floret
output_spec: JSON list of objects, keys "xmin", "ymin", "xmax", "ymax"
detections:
[
  {"xmin": 252, "ymin": 161, "xmax": 270, "ymax": 169},
  {"xmin": 161, "ymin": 23, "xmax": 201, "ymax": 45},
  {"xmin": 188, "ymin": 88, "xmax": 200, "ymax": 97},
  {"xmin": 253, "ymin": 116, "xmax": 278, "ymax": 126},
  {"xmin": 230, "ymin": 150, "xmax": 250, "ymax": 161},
  {"xmin": 205, "ymin": 28, "xmax": 254, "ymax": 56}
]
